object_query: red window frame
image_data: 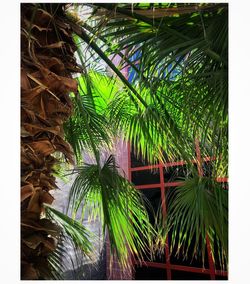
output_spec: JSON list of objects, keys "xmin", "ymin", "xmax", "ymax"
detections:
[{"xmin": 128, "ymin": 138, "xmax": 228, "ymax": 280}]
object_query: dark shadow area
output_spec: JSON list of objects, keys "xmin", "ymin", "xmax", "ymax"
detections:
[
  {"xmin": 132, "ymin": 169, "xmax": 160, "ymax": 186},
  {"xmin": 134, "ymin": 266, "xmax": 167, "ymax": 280},
  {"xmin": 171, "ymin": 270, "xmax": 211, "ymax": 280}
]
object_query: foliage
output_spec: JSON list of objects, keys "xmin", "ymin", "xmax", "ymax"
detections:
[
  {"xmin": 63, "ymin": 1, "xmax": 228, "ymax": 272},
  {"xmin": 68, "ymin": 155, "xmax": 155, "ymax": 268},
  {"xmin": 45, "ymin": 205, "xmax": 96, "ymax": 279},
  {"xmin": 21, "ymin": 2, "xmax": 228, "ymax": 279},
  {"xmin": 159, "ymin": 175, "xmax": 228, "ymax": 269},
  {"xmin": 45, "ymin": 205, "xmax": 93, "ymax": 255},
  {"xmin": 67, "ymin": 3, "xmax": 228, "ymax": 175}
]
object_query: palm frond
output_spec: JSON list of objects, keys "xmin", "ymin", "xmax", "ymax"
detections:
[
  {"xmin": 47, "ymin": 232, "xmax": 99, "ymax": 280},
  {"xmin": 162, "ymin": 175, "xmax": 228, "ymax": 270},
  {"xmin": 67, "ymin": 155, "xmax": 156, "ymax": 268},
  {"xmin": 45, "ymin": 205, "xmax": 94, "ymax": 256},
  {"xmin": 64, "ymin": 77, "xmax": 112, "ymax": 164},
  {"xmin": 107, "ymin": 84, "xmax": 196, "ymax": 165},
  {"xmin": 38, "ymin": 205, "xmax": 96, "ymax": 279},
  {"xmin": 47, "ymin": 234, "xmax": 70, "ymax": 280}
]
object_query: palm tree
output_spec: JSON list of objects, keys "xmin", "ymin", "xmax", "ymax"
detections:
[{"xmin": 21, "ymin": 3, "xmax": 83, "ymax": 279}]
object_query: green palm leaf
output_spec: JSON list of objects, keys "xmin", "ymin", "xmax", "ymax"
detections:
[
  {"xmin": 162, "ymin": 175, "xmax": 228, "ymax": 270},
  {"xmin": 67, "ymin": 155, "xmax": 155, "ymax": 268},
  {"xmin": 45, "ymin": 205, "xmax": 94, "ymax": 255},
  {"xmin": 44, "ymin": 205, "xmax": 96, "ymax": 279}
]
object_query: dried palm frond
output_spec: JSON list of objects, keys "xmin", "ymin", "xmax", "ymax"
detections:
[{"xmin": 21, "ymin": 3, "xmax": 79, "ymax": 279}]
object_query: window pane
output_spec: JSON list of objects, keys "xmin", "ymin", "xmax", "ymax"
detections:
[
  {"xmin": 171, "ymin": 270, "xmax": 211, "ymax": 280},
  {"xmin": 202, "ymin": 161, "xmax": 213, "ymax": 177},
  {"xmin": 132, "ymin": 169, "xmax": 160, "ymax": 186},
  {"xmin": 134, "ymin": 266, "xmax": 167, "ymax": 280},
  {"xmin": 163, "ymin": 165, "xmax": 192, "ymax": 182},
  {"xmin": 213, "ymin": 235, "xmax": 228, "ymax": 271},
  {"xmin": 130, "ymin": 149, "xmax": 151, "ymax": 167},
  {"xmin": 139, "ymin": 188, "xmax": 165, "ymax": 263}
]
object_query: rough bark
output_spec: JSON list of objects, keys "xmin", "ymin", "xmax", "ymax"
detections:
[{"xmin": 21, "ymin": 4, "xmax": 79, "ymax": 279}]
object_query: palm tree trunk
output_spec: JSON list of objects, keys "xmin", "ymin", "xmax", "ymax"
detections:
[{"xmin": 21, "ymin": 4, "xmax": 79, "ymax": 279}]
